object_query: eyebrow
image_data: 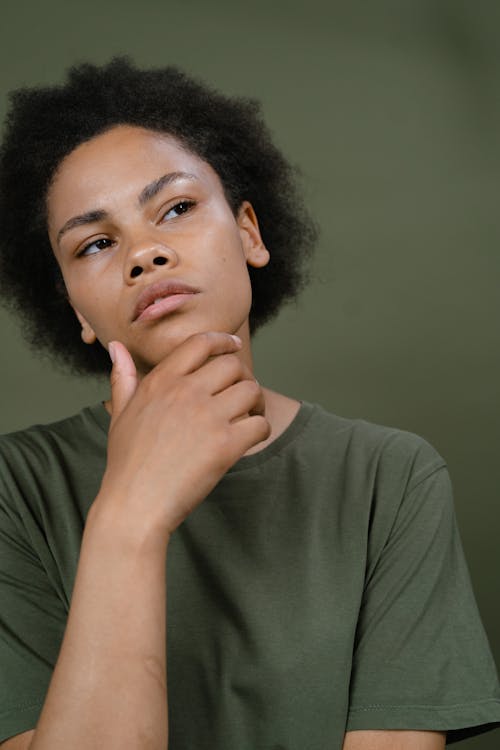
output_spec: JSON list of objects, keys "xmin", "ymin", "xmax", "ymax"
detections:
[
  {"xmin": 138, "ymin": 171, "xmax": 197, "ymax": 206},
  {"xmin": 56, "ymin": 171, "xmax": 198, "ymax": 244},
  {"xmin": 56, "ymin": 209, "xmax": 107, "ymax": 244}
]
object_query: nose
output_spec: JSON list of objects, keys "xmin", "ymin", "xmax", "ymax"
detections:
[{"xmin": 124, "ymin": 240, "xmax": 178, "ymax": 281}]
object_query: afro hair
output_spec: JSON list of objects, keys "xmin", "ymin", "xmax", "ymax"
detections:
[{"xmin": 0, "ymin": 57, "xmax": 317, "ymax": 374}]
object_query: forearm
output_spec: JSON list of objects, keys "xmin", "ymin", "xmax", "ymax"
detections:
[
  {"xmin": 30, "ymin": 494, "xmax": 169, "ymax": 750},
  {"xmin": 342, "ymin": 730, "xmax": 446, "ymax": 749}
]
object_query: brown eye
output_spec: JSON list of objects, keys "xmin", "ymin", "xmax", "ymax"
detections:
[
  {"xmin": 79, "ymin": 238, "xmax": 113, "ymax": 257},
  {"xmin": 161, "ymin": 200, "xmax": 195, "ymax": 221}
]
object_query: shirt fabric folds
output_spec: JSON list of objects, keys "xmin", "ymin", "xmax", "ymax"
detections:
[{"xmin": 0, "ymin": 401, "xmax": 499, "ymax": 748}]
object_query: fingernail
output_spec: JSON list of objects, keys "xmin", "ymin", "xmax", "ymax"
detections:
[
  {"xmin": 231, "ymin": 335, "xmax": 242, "ymax": 345},
  {"xmin": 108, "ymin": 342, "xmax": 116, "ymax": 363}
]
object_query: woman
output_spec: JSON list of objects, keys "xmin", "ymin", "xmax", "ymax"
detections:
[{"xmin": 0, "ymin": 58, "xmax": 498, "ymax": 749}]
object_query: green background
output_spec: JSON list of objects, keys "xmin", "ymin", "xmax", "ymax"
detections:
[{"xmin": 0, "ymin": 1, "xmax": 498, "ymax": 746}]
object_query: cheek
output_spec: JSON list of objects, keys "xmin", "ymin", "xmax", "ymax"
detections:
[
  {"xmin": 68, "ymin": 284, "xmax": 115, "ymax": 334},
  {"xmin": 217, "ymin": 228, "xmax": 249, "ymax": 271}
]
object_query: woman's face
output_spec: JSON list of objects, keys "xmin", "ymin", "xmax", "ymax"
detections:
[{"xmin": 46, "ymin": 125, "xmax": 269, "ymax": 375}]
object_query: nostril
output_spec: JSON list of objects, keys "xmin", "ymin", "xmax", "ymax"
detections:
[
  {"xmin": 130, "ymin": 266, "xmax": 143, "ymax": 278},
  {"xmin": 153, "ymin": 257, "xmax": 167, "ymax": 266}
]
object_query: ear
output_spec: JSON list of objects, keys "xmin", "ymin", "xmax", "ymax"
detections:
[
  {"xmin": 71, "ymin": 304, "xmax": 97, "ymax": 345},
  {"xmin": 237, "ymin": 201, "xmax": 270, "ymax": 269}
]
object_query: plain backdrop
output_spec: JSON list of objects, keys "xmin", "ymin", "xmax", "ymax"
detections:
[{"xmin": 0, "ymin": 1, "xmax": 499, "ymax": 747}]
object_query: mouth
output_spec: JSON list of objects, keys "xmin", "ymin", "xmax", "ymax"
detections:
[{"xmin": 133, "ymin": 279, "xmax": 200, "ymax": 322}]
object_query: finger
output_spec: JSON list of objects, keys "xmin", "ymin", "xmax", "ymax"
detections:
[
  {"xmin": 228, "ymin": 414, "xmax": 271, "ymax": 457},
  {"xmin": 108, "ymin": 340, "xmax": 138, "ymax": 427},
  {"xmin": 249, "ymin": 382, "xmax": 266, "ymax": 418},
  {"xmin": 155, "ymin": 331, "xmax": 242, "ymax": 377},
  {"xmin": 192, "ymin": 352, "xmax": 253, "ymax": 396},
  {"xmin": 215, "ymin": 379, "xmax": 266, "ymax": 421}
]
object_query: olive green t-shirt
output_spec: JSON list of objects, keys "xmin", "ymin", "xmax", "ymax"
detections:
[{"xmin": 0, "ymin": 401, "xmax": 499, "ymax": 747}]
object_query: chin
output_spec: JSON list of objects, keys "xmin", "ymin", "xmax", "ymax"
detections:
[
  {"xmin": 130, "ymin": 328, "xmax": 205, "ymax": 373},
  {"xmin": 132, "ymin": 315, "xmax": 249, "ymax": 369}
]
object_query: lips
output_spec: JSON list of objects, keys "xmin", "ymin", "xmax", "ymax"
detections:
[{"xmin": 133, "ymin": 279, "xmax": 200, "ymax": 321}]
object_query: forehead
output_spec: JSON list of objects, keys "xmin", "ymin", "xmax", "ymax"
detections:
[
  {"xmin": 54, "ymin": 124, "xmax": 210, "ymax": 176},
  {"xmin": 46, "ymin": 125, "xmax": 222, "ymax": 224}
]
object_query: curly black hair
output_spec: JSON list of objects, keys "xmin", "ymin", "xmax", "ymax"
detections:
[{"xmin": 0, "ymin": 58, "xmax": 317, "ymax": 375}]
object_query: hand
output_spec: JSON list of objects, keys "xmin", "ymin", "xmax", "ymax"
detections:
[{"xmin": 96, "ymin": 332, "xmax": 270, "ymax": 539}]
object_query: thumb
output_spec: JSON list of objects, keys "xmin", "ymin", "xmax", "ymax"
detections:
[{"xmin": 108, "ymin": 340, "xmax": 138, "ymax": 427}]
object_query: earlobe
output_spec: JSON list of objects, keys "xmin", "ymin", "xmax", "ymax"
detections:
[
  {"xmin": 80, "ymin": 325, "xmax": 97, "ymax": 345},
  {"xmin": 72, "ymin": 305, "xmax": 97, "ymax": 345},
  {"xmin": 237, "ymin": 201, "xmax": 270, "ymax": 269}
]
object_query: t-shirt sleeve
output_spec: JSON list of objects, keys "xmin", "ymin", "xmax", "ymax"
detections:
[
  {"xmin": 0, "ymin": 494, "xmax": 67, "ymax": 742},
  {"xmin": 345, "ymin": 438, "xmax": 500, "ymax": 743}
]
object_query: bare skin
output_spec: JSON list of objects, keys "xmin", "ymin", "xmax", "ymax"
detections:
[
  {"xmin": 342, "ymin": 731, "xmax": 445, "ymax": 749},
  {"xmin": 1, "ymin": 126, "xmax": 446, "ymax": 749}
]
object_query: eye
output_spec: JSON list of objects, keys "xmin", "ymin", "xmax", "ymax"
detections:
[
  {"xmin": 161, "ymin": 200, "xmax": 196, "ymax": 221},
  {"xmin": 78, "ymin": 237, "xmax": 113, "ymax": 257}
]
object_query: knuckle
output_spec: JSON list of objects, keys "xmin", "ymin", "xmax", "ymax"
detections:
[
  {"xmin": 195, "ymin": 331, "xmax": 213, "ymax": 344},
  {"xmin": 193, "ymin": 330, "xmax": 233, "ymax": 349},
  {"xmin": 243, "ymin": 379, "xmax": 261, "ymax": 399},
  {"xmin": 195, "ymin": 331, "xmax": 218, "ymax": 357},
  {"xmin": 223, "ymin": 353, "xmax": 243, "ymax": 377},
  {"xmin": 184, "ymin": 330, "xmax": 212, "ymax": 353},
  {"xmin": 257, "ymin": 415, "xmax": 272, "ymax": 439}
]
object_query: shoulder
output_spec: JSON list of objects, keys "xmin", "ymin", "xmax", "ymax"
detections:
[
  {"xmin": 280, "ymin": 402, "xmax": 451, "ymax": 554},
  {"xmin": 0, "ymin": 404, "xmax": 108, "ymax": 508},
  {"xmin": 0, "ymin": 403, "xmax": 107, "ymax": 457},
  {"xmin": 301, "ymin": 401, "xmax": 447, "ymax": 484}
]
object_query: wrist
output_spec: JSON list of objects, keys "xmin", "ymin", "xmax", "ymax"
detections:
[{"xmin": 86, "ymin": 488, "xmax": 172, "ymax": 557}]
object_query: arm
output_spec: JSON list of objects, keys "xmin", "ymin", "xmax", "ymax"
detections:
[
  {"xmin": 343, "ymin": 730, "xmax": 446, "ymax": 749},
  {"xmin": 7, "ymin": 332, "xmax": 268, "ymax": 750},
  {"xmin": 1, "ymin": 503, "xmax": 167, "ymax": 750},
  {"xmin": 28, "ymin": 497, "xmax": 169, "ymax": 750}
]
